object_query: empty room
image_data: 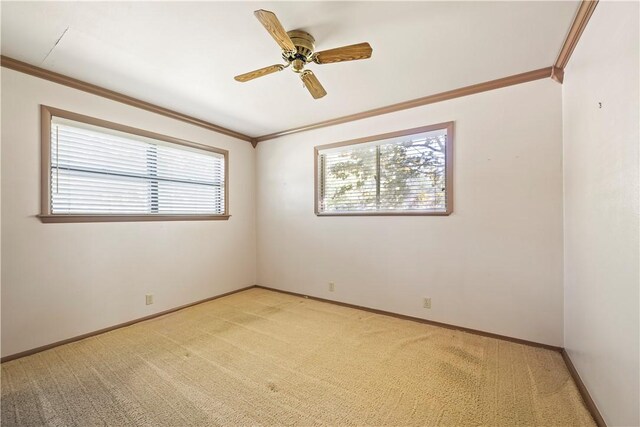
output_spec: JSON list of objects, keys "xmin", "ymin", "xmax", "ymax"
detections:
[{"xmin": 1, "ymin": 1, "xmax": 638, "ymax": 426}]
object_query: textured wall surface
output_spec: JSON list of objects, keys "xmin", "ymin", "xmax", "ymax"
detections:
[
  {"xmin": 1, "ymin": 69, "xmax": 257, "ymax": 357},
  {"xmin": 257, "ymin": 79, "xmax": 564, "ymax": 346},
  {"xmin": 563, "ymin": 2, "xmax": 640, "ymax": 425}
]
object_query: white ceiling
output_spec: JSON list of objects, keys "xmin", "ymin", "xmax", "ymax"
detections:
[{"xmin": 1, "ymin": 1, "xmax": 578, "ymax": 138}]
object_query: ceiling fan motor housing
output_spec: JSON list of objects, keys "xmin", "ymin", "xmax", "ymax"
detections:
[{"xmin": 283, "ymin": 30, "xmax": 315, "ymax": 72}]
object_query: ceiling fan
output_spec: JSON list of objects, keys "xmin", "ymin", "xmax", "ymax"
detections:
[{"xmin": 234, "ymin": 9, "xmax": 373, "ymax": 99}]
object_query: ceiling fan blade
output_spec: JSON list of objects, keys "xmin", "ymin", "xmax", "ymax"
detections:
[
  {"xmin": 234, "ymin": 64, "xmax": 285, "ymax": 82},
  {"xmin": 301, "ymin": 70, "xmax": 327, "ymax": 99},
  {"xmin": 313, "ymin": 42, "xmax": 373, "ymax": 64},
  {"xmin": 254, "ymin": 10, "xmax": 297, "ymax": 54}
]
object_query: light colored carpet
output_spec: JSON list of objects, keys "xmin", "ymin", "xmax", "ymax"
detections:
[{"xmin": 2, "ymin": 288, "xmax": 595, "ymax": 426}]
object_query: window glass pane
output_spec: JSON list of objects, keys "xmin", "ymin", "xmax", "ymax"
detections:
[
  {"xmin": 379, "ymin": 131, "xmax": 447, "ymax": 211},
  {"xmin": 155, "ymin": 144, "xmax": 223, "ymax": 185},
  {"xmin": 52, "ymin": 169, "xmax": 151, "ymax": 214},
  {"xmin": 320, "ymin": 144, "xmax": 377, "ymax": 212},
  {"xmin": 157, "ymin": 181, "xmax": 224, "ymax": 214},
  {"xmin": 53, "ymin": 124, "xmax": 149, "ymax": 177}
]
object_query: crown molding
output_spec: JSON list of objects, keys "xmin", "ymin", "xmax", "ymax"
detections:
[
  {"xmin": 254, "ymin": 67, "xmax": 554, "ymax": 143},
  {"xmin": 0, "ymin": 55, "xmax": 255, "ymax": 145},
  {"xmin": 254, "ymin": 0, "xmax": 600, "ymax": 143},
  {"xmin": 3, "ymin": 1, "xmax": 599, "ymax": 147},
  {"xmin": 552, "ymin": 0, "xmax": 599, "ymax": 83}
]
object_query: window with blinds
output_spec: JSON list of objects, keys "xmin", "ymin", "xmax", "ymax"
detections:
[
  {"xmin": 41, "ymin": 106, "xmax": 228, "ymax": 221},
  {"xmin": 316, "ymin": 123, "xmax": 453, "ymax": 216}
]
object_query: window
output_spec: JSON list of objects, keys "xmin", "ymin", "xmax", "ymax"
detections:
[
  {"xmin": 315, "ymin": 122, "xmax": 453, "ymax": 216},
  {"xmin": 40, "ymin": 106, "xmax": 229, "ymax": 222}
]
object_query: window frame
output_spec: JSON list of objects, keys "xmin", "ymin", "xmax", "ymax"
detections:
[
  {"xmin": 314, "ymin": 122, "xmax": 454, "ymax": 216},
  {"xmin": 39, "ymin": 105, "xmax": 230, "ymax": 223}
]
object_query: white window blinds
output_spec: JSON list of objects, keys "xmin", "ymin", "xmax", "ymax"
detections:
[
  {"xmin": 317, "ymin": 126, "xmax": 451, "ymax": 215},
  {"xmin": 49, "ymin": 117, "xmax": 225, "ymax": 215}
]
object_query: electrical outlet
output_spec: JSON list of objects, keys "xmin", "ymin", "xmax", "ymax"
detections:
[
  {"xmin": 146, "ymin": 294, "xmax": 154, "ymax": 305},
  {"xmin": 329, "ymin": 282, "xmax": 335, "ymax": 292},
  {"xmin": 423, "ymin": 297, "xmax": 431, "ymax": 309}
]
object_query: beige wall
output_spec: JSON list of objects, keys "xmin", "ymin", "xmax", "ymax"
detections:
[
  {"xmin": 0, "ymin": 69, "xmax": 257, "ymax": 358},
  {"xmin": 563, "ymin": 2, "xmax": 640, "ymax": 425},
  {"xmin": 256, "ymin": 78, "xmax": 564, "ymax": 346}
]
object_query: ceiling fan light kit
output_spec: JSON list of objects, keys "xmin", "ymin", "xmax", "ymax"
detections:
[{"xmin": 234, "ymin": 9, "xmax": 373, "ymax": 100}]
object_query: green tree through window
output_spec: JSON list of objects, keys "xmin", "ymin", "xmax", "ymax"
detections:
[{"xmin": 317, "ymin": 124, "xmax": 451, "ymax": 215}]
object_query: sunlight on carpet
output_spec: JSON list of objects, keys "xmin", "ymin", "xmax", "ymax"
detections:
[{"xmin": 1, "ymin": 288, "xmax": 595, "ymax": 426}]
